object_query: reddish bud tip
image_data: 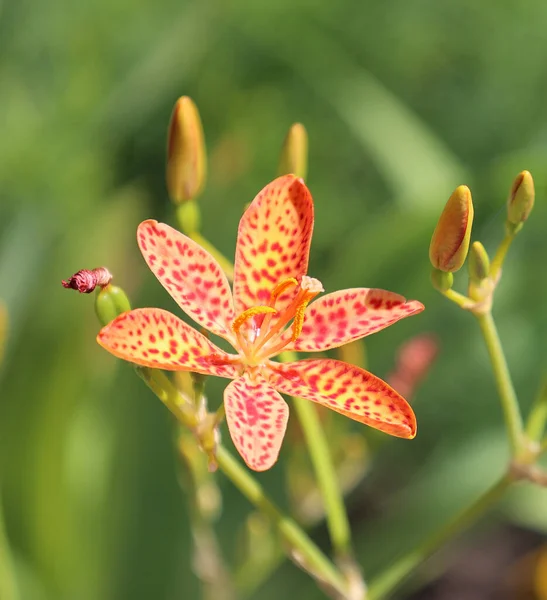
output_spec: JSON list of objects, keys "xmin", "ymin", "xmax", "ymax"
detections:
[
  {"xmin": 507, "ymin": 170, "xmax": 535, "ymax": 225},
  {"xmin": 62, "ymin": 267, "xmax": 112, "ymax": 293}
]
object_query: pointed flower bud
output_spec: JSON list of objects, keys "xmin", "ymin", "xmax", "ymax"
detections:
[
  {"xmin": 166, "ymin": 96, "xmax": 207, "ymax": 204},
  {"xmin": 278, "ymin": 123, "xmax": 308, "ymax": 180},
  {"xmin": 468, "ymin": 241, "xmax": 490, "ymax": 284},
  {"xmin": 507, "ymin": 170, "xmax": 534, "ymax": 225},
  {"xmin": 94, "ymin": 284, "xmax": 131, "ymax": 326},
  {"xmin": 429, "ymin": 185, "xmax": 474, "ymax": 272},
  {"xmin": 62, "ymin": 267, "xmax": 112, "ymax": 293}
]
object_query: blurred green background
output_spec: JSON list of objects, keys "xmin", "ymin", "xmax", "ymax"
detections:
[{"xmin": 1, "ymin": 0, "xmax": 546, "ymax": 598}]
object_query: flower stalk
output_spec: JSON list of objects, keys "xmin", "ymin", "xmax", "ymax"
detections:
[
  {"xmin": 282, "ymin": 355, "xmax": 353, "ymax": 560},
  {"xmin": 475, "ymin": 311, "xmax": 524, "ymax": 457},
  {"xmin": 525, "ymin": 376, "xmax": 547, "ymax": 444},
  {"xmin": 366, "ymin": 474, "xmax": 513, "ymax": 600}
]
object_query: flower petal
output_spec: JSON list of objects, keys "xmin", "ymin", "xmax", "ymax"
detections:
[
  {"xmin": 233, "ymin": 175, "xmax": 314, "ymax": 315},
  {"xmin": 277, "ymin": 289, "xmax": 424, "ymax": 353},
  {"xmin": 138, "ymin": 220, "xmax": 235, "ymax": 340},
  {"xmin": 267, "ymin": 358, "xmax": 416, "ymax": 438},
  {"xmin": 224, "ymin": 373, "xmax": 289, "ymax": 471},
  {"xmin": 97, "ymin": 308, "xmax": 240, "ymax": 378}
]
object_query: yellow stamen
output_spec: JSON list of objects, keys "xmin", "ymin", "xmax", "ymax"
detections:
[
  {"xmin": 291, "ymin": 301, "xmax": 310, "ymax": 341},
  {"xmin": 232, "ymin": 306, "xmax": 276, "ymax": 334},
  {"xmin": 270, "ymin": 278, "xmax": 298, "ymax": 304}
]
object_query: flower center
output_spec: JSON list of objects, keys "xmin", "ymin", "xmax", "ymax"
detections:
[{"xmin": 231, "ymin": 276, "xmax": 323, "ymax": 365}]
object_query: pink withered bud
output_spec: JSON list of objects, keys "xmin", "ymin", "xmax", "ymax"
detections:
[
  {"xmin": 166, "ymin": 96, "xmax": 207, "ymax": 204},
  {"xmin": 507, "ymin": 170, "xmax": 535, "ymax": 225},
  {"xmin": 62, "ymin": 267, "xmax": 112, "ymax": 293},
  {"xmin": 278, "ymin": 123, "xmax": 308, "ymax": 180},
  {"xmin": 429, "ymin": 185, "xmax": 474, "ymax": 272},
  {"xmin": 387, "ymin": 334, "xmax": 439, "ymax": 402}
]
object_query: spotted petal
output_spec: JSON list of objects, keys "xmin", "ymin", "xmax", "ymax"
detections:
[
  {"xmin": 138, "ymin": 220, "xmax": 235, "ymax": 340},
  {"xmin": 233, "ymin": 175, "xmax": 314, "ymax": 317},
  {"xmin": 97, "ymin": 308, "xmax": 240, "ymax": 378},
  {"xmin": 224, "ymin": 373, "xmax": 289, "ymax": 471},
  {"xmin": 277, "ymin": 289, "xmax": 424, "ymax": 353},
  {"xmin": 267, "ymin": 359, "xmax": 416, "ymax": 438}
]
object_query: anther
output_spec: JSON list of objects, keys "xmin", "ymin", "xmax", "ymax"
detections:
[
  {"xmin": 232, "ymin": 306, "xmax": 276, "ymax": 334},
  {"xmin": 291, "ymin": 302, "xmax": 309, "ymax": 341},
  {"xmin": 269, "ymin": 278, "xmax": 298, "ymax": 304}
]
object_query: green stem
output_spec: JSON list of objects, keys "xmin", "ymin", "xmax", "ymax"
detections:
[
  {"xmin": 525, "ymin": 376, "xmax": 547, "ymax": 444},
  {"xmin": 174, "ymin": 202, "xmax": 234, "ymax": 281},
  {"xmin": 292, "ymin": 398, "xmax": 352, "ymax": 557},
  {"xmin": 490, "ymin": 232, "xmax": 514, "ymax": 280},
  {"xmin": 280, "ymin": 351, "xmax": 352, "ymax": 559},
  {"xmin": 0, "ymin": 493, "xmax": 19, "ymax": 600},
  {"xmin": 441, "ymin": 288, "xmax": 471, "ymax": 309},
  {"xmin": 137, "ymin": 366, "xmax": 347, "ymax": 596},
  {"xmin": 366, "ymin": 474, "xmax": 512, "ymax": 600},
  {"xmin": 476, "ymin": 312, "xmax": 524, "ymax": 456},
  {"xmin": 216, "ymin": 446, "xmax": 347, "ymax": 595}
]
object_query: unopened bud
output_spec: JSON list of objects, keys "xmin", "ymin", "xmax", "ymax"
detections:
[
  {"xmin": 62, "ymin": 267, "xmax": 112, "ymax": 293},
  {"xmin": 468, "ymin": 241, "xmax": 490, "ymax": 283},
  {"xmin": 166, "ymin": 96, "xmax": 207, "ymax": 204},
  {"xmin": 94, "ymin": 284, "xmax": 131, "ymax": 326},
  {"xmin": 430, "ymin": 268, "xmax": 453, "ymax": 292},
  {"xmin": 278, "ymin": 123, "xmax": 308, "ymax": 180},
  {"xmin": 507, "ymin": 170, "xmax": 534, "ymax": 225},
  {"xmin": 429, "ymin": 185, "xmax": 474, "ymax": 272}
]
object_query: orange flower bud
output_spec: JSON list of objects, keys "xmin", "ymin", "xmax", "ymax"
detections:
[
  {"xmin": 166, "ymin": 96, "xmax": 207, "ymax": 204},
  {"xmin": 278, "ymin": 123, "xmax": 308, "ymax": 180},
  {"xmin": 429, "ymin": 185, "xmax": 474, "ymax": 272},
  {"xmin": 507, "ymin": 170, "xmax": 534, "ymax": 225}
]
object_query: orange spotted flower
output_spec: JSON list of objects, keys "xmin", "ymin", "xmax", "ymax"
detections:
[{"xmin": 98, "ymin": 175, "xmax": 424, "ymax": 471}]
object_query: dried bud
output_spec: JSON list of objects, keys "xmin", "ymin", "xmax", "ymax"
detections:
[
  {"xmin": 430, "ymin": 268, "xmax": 453, "ymax": 292},
  {"xmin": 507, "ymin": 170, "xmax": 534, "ymax": 225},
  {"xmin": 62, "ymin": 267, "xmax": 112, "ymax": 293},
  {"xmin": 278, "ymin": 123, "xmax": 308, "ymax": 180},
  {"xmin": 166, "ymin": 96, "xmax": 207, "ymax": 204},
  {"xmin": 429, "ymin": 185, "xmax": 474, "ymax": 272},
  {"xmin": 387, "ymin": 333, "xmax": 439, "ymax": 401},
  {"xmin": 94, "ymin": 284, "xmax": 131, "ymax": 326},
  {"xmin": 468, "ymin": 241, "xmax": 490, "ymax": 283}
]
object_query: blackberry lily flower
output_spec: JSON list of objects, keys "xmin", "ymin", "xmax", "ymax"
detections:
[{"xmin": 98, "ymin": 175, "xmax": 424, "ymax": 471}]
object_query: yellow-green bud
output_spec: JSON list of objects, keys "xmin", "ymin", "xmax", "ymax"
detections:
[
  {"xmin": 166, "ymin": 96, "xmax": 207, "ymax": 204},
  {"xmin": 278, "ymin": 123, "xmax": 308, "ymax": 180},
  {"xmin": 507, "ymin": 170, "xmax": 534, "ymax": 225},
  {"xmin": 94, "ymin": 284, "xmax": 131, "ymax": 326},
  {"xmin": 429, "ymin": 185, "xmax": 474, "ymax": 272},
  {"xmin": 468, "ymin": 241, "xmax": 490, "ymax": 283},
  {"xmin": 430, "ymin": 268, "xmax": 454, "ymax": 292}
]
